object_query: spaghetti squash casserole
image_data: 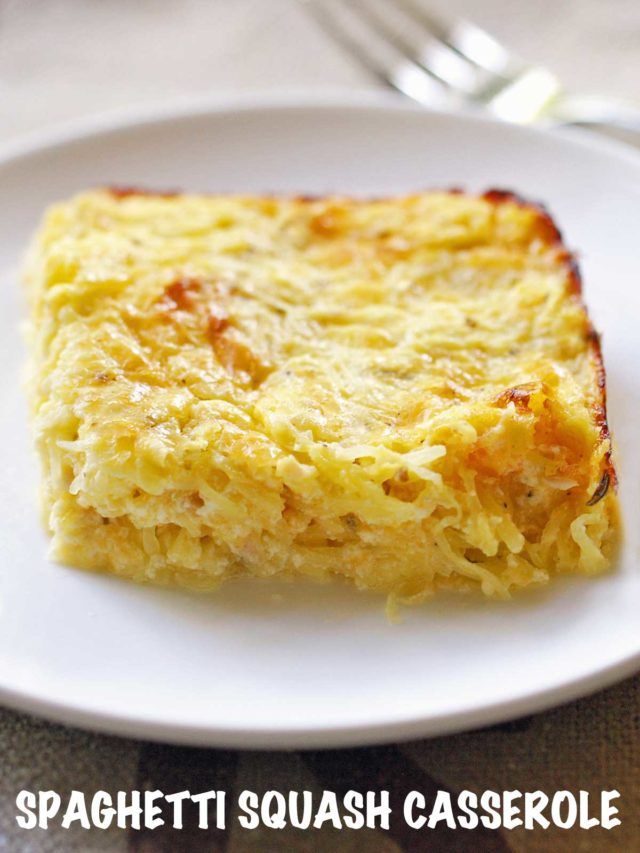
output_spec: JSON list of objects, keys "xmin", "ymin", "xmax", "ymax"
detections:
[{"xmin": 24, "ymin": 188, "xmax": 618, "ymax": 603}]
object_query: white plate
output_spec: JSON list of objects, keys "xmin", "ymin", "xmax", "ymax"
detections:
[{"xmin": 1, "ymin": 95, "xmax": 639, "ymax": 749}]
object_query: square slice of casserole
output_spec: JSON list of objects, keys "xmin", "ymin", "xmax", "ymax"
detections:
[{"xmin": 24, "ymin": 188, "xmax": 618, "ymax": 603}]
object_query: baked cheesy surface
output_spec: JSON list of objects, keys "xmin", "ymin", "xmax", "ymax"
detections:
[{"xmin": 25, "ymin": 188, "xmax": 618, "ymax": 603}]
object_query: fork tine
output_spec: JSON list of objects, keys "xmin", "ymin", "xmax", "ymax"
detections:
[
  {"xmin": 305, "ymin": 0, "xmax": 454, "ymax": 108},
  {"xmin": 350, "ymin": 0, "xmax": 487, "ymax": 94},
  {"xmin": 391, "ymin": 0, "xmax": 561, "ymax": 120},
  {"xmin": 449, "ymin": 19, "xmax": 515, "ymax": 75},
  {"xmin": 306, "ymin": 0, "xmax": 560, "ymax": 124},
  {"xmin": 393, "ymin": 0, "xmax": 517, "ymax": 76}
]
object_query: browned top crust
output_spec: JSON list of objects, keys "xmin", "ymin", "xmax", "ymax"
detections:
[{"xmin": 104, "ymin": 183, "xmax": 616, "ymax": 501}]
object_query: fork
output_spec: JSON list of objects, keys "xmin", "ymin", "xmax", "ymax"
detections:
[{"xmin": 304, "ymin": 0, "xmax": 640, "ymax": 133}]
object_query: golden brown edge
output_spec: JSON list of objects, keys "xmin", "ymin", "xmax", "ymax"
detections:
[{"xmin": 481, "ymin": 188, "xmax": 616, "ymax": 503}]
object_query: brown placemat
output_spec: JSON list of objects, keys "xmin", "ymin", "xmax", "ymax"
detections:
[{"xmin": 0, "ymin": 673, "xmax": 637, "ymax": 852}]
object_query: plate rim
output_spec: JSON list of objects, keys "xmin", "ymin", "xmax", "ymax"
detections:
[
  {"xmin": 2, "ymin": 91, "xmax": 639, "ymax": 748},
  {"xmin": 3, "ymin": 89, "xmax": 640, "ymax": 173},
  {"xmin": 0, "ymin": 641, "xmax": 639, "ymax": 749}
]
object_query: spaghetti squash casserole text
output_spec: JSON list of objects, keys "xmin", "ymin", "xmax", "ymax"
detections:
[{"xmin": 24, "ymin": 188, "xmax": 618, "ymax": 603}]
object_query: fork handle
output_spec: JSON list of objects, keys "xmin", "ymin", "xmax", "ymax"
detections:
[{"xmin": 548, "ymin": 94, "xmax": 640, "ymax": 134}]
